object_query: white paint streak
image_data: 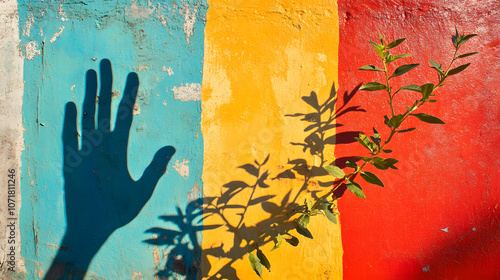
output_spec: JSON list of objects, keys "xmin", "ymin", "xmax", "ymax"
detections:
[
  {"xmin": 22, "ymin": 12, "xmax": 34, "ymax": 37},
  {"xmin": 173, "ymin": 159, "xmax": 190, "ymax": 178},
  {"xmin": 172, "ymin": 83, "xmax": 201, "ymax": 102},
  {"xmin": 58, "ymin": 3, "xmax": 69, "ymax": 21},
  {"xmin": 125, "ymin": 0, "xmax": 155, "ymax": 19},
  {"xmin": 49, "ymin": 26, "xmax": 65, "ymax": 43},
  {"xmin": 24, "ymin": 40, "xmax": 41, "ymax": 60},
  {"xmin": 0, "ymin": 0, "xmax": 26, "ymax": 276},
  {"xmin": 180, "ymin": 4, "xmax": 198, "ymax": 43}
]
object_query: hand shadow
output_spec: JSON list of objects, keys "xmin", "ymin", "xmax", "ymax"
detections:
[{"xmin": 44, "ymin": 59, "xmax": 176, "ymax": 280}]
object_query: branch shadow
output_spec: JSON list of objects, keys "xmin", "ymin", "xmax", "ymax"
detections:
[{"xmin": 144, "ymin": 83, "xmax": 366, "ymax": 279}]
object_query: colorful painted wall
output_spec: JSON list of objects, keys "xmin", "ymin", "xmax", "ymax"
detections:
[{"xmin": 0, "ymin": 0, "xmax": 498, "ymax": 279}]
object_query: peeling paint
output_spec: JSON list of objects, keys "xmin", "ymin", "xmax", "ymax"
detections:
[
  {"xmin": 49, "ymin": 26, "xmax": 65, "ymax": 43},
  {"xmin": 126, "ymin": 0, "xmax": 155, "ymax": 19},
  {"xmin": 441, "ymin": 227, "xmax": 449, "ymax": 233},
  {"xmin": 24, "ymin": 40, "xmax": 41, "ymax": 60},
  {"xmin": 180, "ymin": 4, "xmax": 198, "ymax": 43},
  {"xmin": 173, "ymin": 159, "xmax": 190, "ymax": 178},
  {"xmin": 22, "ymin": 12, "xmax": 34, "ymax": 37},
  {"xmin": 153, "ymin": 248, "xmax": 160, "ymax": 264},
  {"xmin": 133, "ymin": 102, "xmax": 140, "ymax": 115},
  {"xmin": 172, "ymin": 83, "xmax": 201, "ymax": 102},
  {"xmin": 187, "ymin": 182, "xmax": 201, "ymax": 202}
]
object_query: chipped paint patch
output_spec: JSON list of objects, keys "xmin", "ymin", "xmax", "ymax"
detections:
[
  {"xmin": 167, "ymin": 67, "xmax": 174, "ymax": 76},
  {"xmin": 187, "ymin": 182, "xmax": 201, "ymax": 202},
  {"xmin": 180, "ymin": 4, "xmax": 198, "ymax": 43},
  {"xmin": 133, "ymin": 102, "xmax": 140, "ymax": 115},
  {"xmin": 22, "ymin": 12, "xmax": 34, "ymax": 37},
  {"xmin": 132, "ymin": 271, "xmax": 142, "ymax": 279},
  {"xmin": 422, "ymin": 265, "xmax": 430, "ymax": 272},
  {"xmin": 24, "ymin": 40, "xmax": 41, "ymax": 60},
  {"xmin": 37, "ymin": 267, "xmax": 44, "ymax": 278},
  {"xmin": 153, "ymin": 248, "xmax": 160, "ymax": 264},
  {"xmin": 173, "ymin": 159, "xmax": 190, "ymax": 178},
  {"xmin": 49, "ymin": 26, "xmax": 65, "ymax": 43},
  {"xmin": 441, "ymin": 227, "xmax": 449, "ymax": 233},
  {"xmin": 172, "ymin": 83, "xmax": 201, "ymax": 102},
  {"xmin": 58, "ymin": 3, "xmax": 69, "ymax": 21},
  {"xmin": 137, "ymin": 65, "xmax": 148, "ymax": 71},
  {"xmin": 125, "ymin": 0, "xmax": 155, "ymax": 19},
  {"xmin": 70, "ymin": 84, "xmax": 75, "ymax": 91}
]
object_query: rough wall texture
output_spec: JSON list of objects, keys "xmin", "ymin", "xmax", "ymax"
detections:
[
  {"xmin": 0, "ymin": 0, "xmax": 25, "ymax": 277},
  {"xmin": 10, "ymin": 0, "xmax": 207, "ymax": 279},
  {"xmin": 336, "ymin": 0, "xmax": 500, "ymax": 279},
  {"xmin": 201, "ymin": 0, "xmax": 342, "ymax": 279}
]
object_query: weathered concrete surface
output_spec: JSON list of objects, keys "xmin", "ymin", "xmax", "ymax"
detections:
[{"xmin": 0, "ymin": 0, "xmax": 25, "ymax": 278}]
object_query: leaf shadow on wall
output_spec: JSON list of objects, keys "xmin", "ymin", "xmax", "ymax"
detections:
[
  {"xmin": 144, "ymin": 83, "xmax": 366, "ymax": 279},
  {"xmin": 44, "ymin": 59, "xmax": 176, "ymax": 280}
]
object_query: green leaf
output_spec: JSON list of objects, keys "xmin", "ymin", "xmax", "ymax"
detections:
[
  {"xmin": 372, "ymin": 157, "xmax": 399, "ymax": 170},
  {"xmin": 447, "ymin": 63, "xmax": 470, "ymax": 76},
  {"xmin": 257, "ymin": 249, "xmax": 271, "ymax": 271},
  {"xmin": 382, "ymin": 149, "xmax": 393, "ymax": 153},
  {"xmin": 428, "ymin": 59, "xmax": 444, "ymax": 75},
  {"xmin": 390, "ymin": 63, "xmax": 419, "ymax": 79},
  {"xmin": 457, "ymin": 34, "xmax": 477, "ymax": 47},
  {"xmin": 386, "ymin": 53, "xmax": 412, "ymax": 64},
  {"xmin": 359, "ymin": 65, "xmax": 384, "ymax": 71},
  {"xmin": 356, "ymin": 156, "xmax": 372, "ymax": 162},
  {"xmin": 360, "ymin": 171, "xmax": 384, "ymax": 187},
  {"xmin": 386, "ymin": 38, "xmax": 406, "ymax": 49},
  {"xmin": 298, "ymin": 214, "xmax": 310, "ymax": 229},
  {"xmin": 420, "ymin": 83, "xmax": 434, "ymax": 100},
  {"xmin": 283, "ymin": 234, "xmax": 299, "ymax": 246},
  {"xmin": 397, "ymin": 127, "xmax": 416, "ymax": 133},
  {"xmin": 371, "ymin": 127, "xmax": 381, "ymax": 146},
  {"xmin": 324, "ymin": 165, "xmax": 345, "ymax": 178},
  {"xmin": 295, "ymin": 222, "xmax": 313, "ymax": 239},
  {"xmin": 457, "ymin": 52, "xmax": 478, "ymax": 59},
  {"xmin": 427, "ymin": 99, "xmax": 437, "ymax": 103},
  {"xmin": 305, "ymin": 199, "xmax": 313, "ymax": 210},
  {"xmin": 345, "ymin": 160, "xmax": 358, "ymax": 169},
  {"xmin": 368, "ymin": 41, "xmax": 384, "ymax": 56},
  {"xmin": 400, "ymin": 84, "xmax": 422, "ymax": 92},
  {"xmin": 360, "ymin": 82, "xmax": 387, "ymax": 91},
  {"xmin": 378, "ymin": 32, "xmax": 385, "ymax": 45},
  {"xmin": 321, "ymin": 198, "xmax": 337, "ymax": 224},
  {"xmin": 355, "ymin": 133, "xmax": 376, "ymax": 152},
  {"xmin": 389, "ymin": 114, "xmax": 404, "ymax": 128},
  {"xmin": 410, "ymin": 113, "xmax": 445, "ymax": 124},
  {"xmin": 249, "ymin": 252, "xmax": 263, "ymax": 278},
  {"xmin": 271, "ymin": 234, "xmax": 283, "ymax": 251},
  {"xmin": 346, "ymin": 180, "xmax": 366, "ymax": 199}
]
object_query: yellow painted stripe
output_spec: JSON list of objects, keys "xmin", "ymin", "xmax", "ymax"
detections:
[{"xmin": 202, "ymin": 1, "xmax": 341, "ymax": 278}]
